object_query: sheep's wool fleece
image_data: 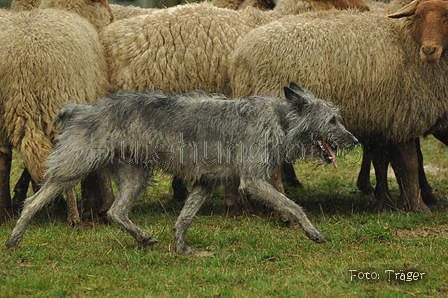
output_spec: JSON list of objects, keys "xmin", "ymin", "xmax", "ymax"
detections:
[
  {"xmin": 102, "ymin": 3, "xmax": 279, "ymax": 95},
  {"xmin": 230, "ymin": 11, "xmax": 448, "ymax": 143},
  {"xmin": 39, "ymin": 0, "xmax": 113, "ymax": 31},
  {"xmin": 10, "ymin": 0, "xmax": 41, "ymax": 11},
  {"xmin": 0, "ymin": 9, "xmax": 109, "ymax": 182},
  {"xmin": 109, "ymin": 4, "xmax": 158, "ymax": 21}
]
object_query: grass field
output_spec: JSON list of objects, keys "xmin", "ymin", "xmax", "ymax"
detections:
[{"xmin": 1, "ymin": 136, "xmax": 447, "ymax": 297}]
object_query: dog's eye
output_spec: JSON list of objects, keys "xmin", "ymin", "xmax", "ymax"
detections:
[{"xmin": 329, "ymin": 116, "xmax": 337, "ymax": 125}]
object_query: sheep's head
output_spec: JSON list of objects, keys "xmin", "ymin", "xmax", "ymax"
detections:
[{"xmin": 389, "ymin": 0, "xmax": 448, "ymax": 64}]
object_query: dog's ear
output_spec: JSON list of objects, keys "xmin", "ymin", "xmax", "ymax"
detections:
[
  {"xmin": 284, "ymin": 86, "xmax": 308, "ymax": 112},
  {"xmin": 288, "ymin": 81, "xmax": 305, "ymax": 93}
]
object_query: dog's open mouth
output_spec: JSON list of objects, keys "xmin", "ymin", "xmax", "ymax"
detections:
[{"xmin": 316, "ymin": 139, "xmax": 338, "ymax": 169}]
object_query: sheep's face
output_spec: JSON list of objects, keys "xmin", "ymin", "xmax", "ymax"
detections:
[{"xmin": 390, "ymin": 0, "xmax": 448, "ymax": 64}]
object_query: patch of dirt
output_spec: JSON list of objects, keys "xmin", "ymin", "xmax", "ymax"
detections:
[{"xmin": 393, "ymin": 225, "xmax": 448, "ymax": 239}]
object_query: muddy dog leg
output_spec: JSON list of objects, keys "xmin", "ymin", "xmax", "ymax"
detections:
[
  {"xmin": 240, "ymin": 178, "xmax": 327, "ymax": 243},
  {"xmin": 6, "ymin": 182, "xmax": 68, "ymax": 248},
  {"xmin": 106, "ymin": 163, "xmax": 157, "ymax": 246},
  {"xmin": 174, "ymin": 182, "xmax": 215, "ymax": 254}
]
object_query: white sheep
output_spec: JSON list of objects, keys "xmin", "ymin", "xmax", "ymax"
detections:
[
  {"xmin": 102, "ymin": 0, "xmax": 369, "ymax": 97},
  {"xmin": 0, "ymin": 0, "xmax": 113, "ymax": 224},
  {"xmin": 229, "ymin": 3, "xmax": 448, "ymax": 213}
]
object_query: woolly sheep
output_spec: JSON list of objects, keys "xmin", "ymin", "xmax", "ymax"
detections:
[
  {"xmin": 102, "ymin": 2, "xmax": 281, "ymax": 95},
  {"xmin": 211, "ymin": 0, "xmax": 276, "ymax": 10},
  {"xmin": 109, "ymin": 3, "xmax": 159, "ymax": 20},
  {"xmin": 10, "ymin": 0, "xmax": 41, "ymax": 11},
  {"xmin": 0, "ymin": 0, "xmax": 113, "ymax": 223},
  {"xmin": 355, "ymin": 0, "xmax": 448, "ymax": 207},
  {"xmin": 229, "ymin": 6, "xmax": 448, "ymax": 213},
  {"xmin": 11, "ymin": 1, "xmax": 158, "ymax": 21},
  {"xmin": 212, "ymin": 0, "xmax": 370, "ymax": 12},
  {"xmin": 102, "ymin": 0, "xmax": 369, "ymax": 98}
]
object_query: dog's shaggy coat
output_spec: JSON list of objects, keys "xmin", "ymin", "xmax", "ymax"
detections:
[{"xmin": 5, "ymin": 83, "xmax": 358, "ymax": 253}]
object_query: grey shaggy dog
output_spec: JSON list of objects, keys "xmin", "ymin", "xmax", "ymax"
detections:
[{"xmin": 6, "ymin": 83, "xmax": 358, "ymax": 254}]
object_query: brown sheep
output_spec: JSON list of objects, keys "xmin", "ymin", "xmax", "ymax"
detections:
[
  {"xmin": 0, "ymin": 0, "xmax": 113, "ymax": 224},
  {"xmin": 356, "ymin": 0, "xmax": 448, "ymax": 208},
  {"xmin": 229, "ymin": 1, "xmax": 448, "ymax": 213}
]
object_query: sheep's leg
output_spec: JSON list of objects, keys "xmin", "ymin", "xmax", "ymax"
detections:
[
  {"xmin": 371, "ymin": 149, "xmax": 393, "ymax": 209},
  {"xmin": 106, "ymin": 164, "xmax": 157, "ymax": 246},
  {"xmin": 81, "ymin": 170, "xmax": 114, "ymax": 219},
  {"xmin": 240, "ymin": 177, "xmax": 327, "ymax": 243},
  {"xmin": 5, "ymin": 182, "xmax": 67, "ymax": 248},
  {"xmin": 171, "ymin": 176, "xmax": 189, "ymax": 202},
  {"xmin": 270, "ymin": 164, "xmax": 299, "ymax": 228},
  {"xmin": 0, "ymin": 150, "xmax": 12, "ymax": 224},
  {"xmin": 66, "ymin": 188, "xmax": 80, "ymax": 225},
  {"xmin": 415, "ymin": 138, "xmax": 437, "ymax": 205},
  {"xmin": 97, "ymin": 171, "xmax": 115, "ymax": 215},
  {"xmin": 282, "ymin": 162, "xmax": 303, "ymax": 190},
  {"xmin": 222, "ymin": 181, "xmax": 246, "ymax": 217},
  {"xmin": 11, "ymin": 168, "xmax": 32, "ymax": 210},
  {"xmin": 390, "ymin": 139, "xmax": 430, "ymax": 213},
  {"xmin": 356, "ymin": 148, "xmax": 374, "ymax": 194},
  {"xmin": 174, "ymin": 182, "xmax": 215, "ymax": 254}
]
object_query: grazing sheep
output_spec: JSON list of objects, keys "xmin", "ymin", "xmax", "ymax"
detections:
[
  {"xmin": 0, "ymin": 0, "xmax": 113, "ymax": 224},
  {"xmin": 102, "ymin": 2, "xmax": 282, "ymax": 96},
  {"xmin": 229, "ymin": 2, "xmax": 448, "ymax": 213},
  {"xmin": 5, "ymin": 83, "xmax": 359, "ymax": 253}
]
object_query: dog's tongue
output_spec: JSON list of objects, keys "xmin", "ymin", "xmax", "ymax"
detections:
[{"xmin": 322, "ymin": 141, "xmax": 338, "ymax": 169}]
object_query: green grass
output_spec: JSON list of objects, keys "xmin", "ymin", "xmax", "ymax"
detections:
[{"xmin": 1, "ymin": 136, "xmax": 448, "ymax": 297}]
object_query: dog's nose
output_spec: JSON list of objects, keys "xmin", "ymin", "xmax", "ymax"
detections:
[{"xmin": 351, "ymin": 136, "xmax": 360, "ymax": 147}]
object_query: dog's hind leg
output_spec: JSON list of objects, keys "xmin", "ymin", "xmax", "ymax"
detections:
[
  {"xmin": 106, "ymin": 164, "xmax": 157, "ymax": 246},
  {"xmin": 174, "ymin": 182, "xmax": 215, "ymax": 254},
  {"xmin": 239, "ymin": 178, "xmax": 327, "ymax": 244},
  {"xmin": 6, "ymin": 182, "xmax": 67, "ymax": 248}
]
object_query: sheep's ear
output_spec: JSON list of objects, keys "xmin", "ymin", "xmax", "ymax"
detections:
[
  {"xmin": 284, "ymin": 86, "xmax": 308, "ymax": 112},
  {"xmin": 388, "ymin": 0, "xmax": 419, "ymax": 18}
]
